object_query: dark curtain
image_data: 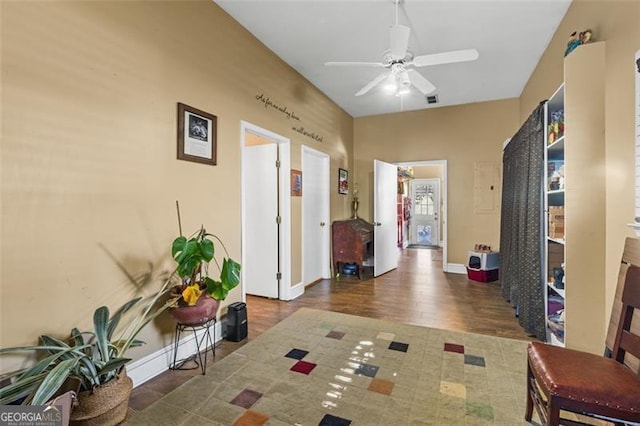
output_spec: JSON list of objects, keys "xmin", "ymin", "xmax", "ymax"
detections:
[{"xmin": 499, "ymin": 103, "xmax": 546, "ymax": 339}]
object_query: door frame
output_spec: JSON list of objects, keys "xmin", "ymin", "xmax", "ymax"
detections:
[
  {"xmin": 395, "ymin": 159, "xmax": 449, "ymax": 272},
  {"xmin": 301, "ymin": 145, "xmax": 331, "ymax": 286},
  {"xmin": 240, "ymin": 121, "xmax": 291, "ymax": 301}
]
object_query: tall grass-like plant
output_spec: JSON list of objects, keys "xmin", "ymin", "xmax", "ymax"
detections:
[{"xmin": 0, "ymin": 277, "xmax": 178, "ymax": 406}]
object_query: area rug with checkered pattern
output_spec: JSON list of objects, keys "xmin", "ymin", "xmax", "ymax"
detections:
[{"xmin": 127, "ymin": 308, "xmax": 531, "ymax": 425}]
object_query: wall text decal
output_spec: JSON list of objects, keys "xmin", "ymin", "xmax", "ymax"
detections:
[
  {"xmin": 255, "ymin": 93, "xmax": 300, "ymax": 121},
  {"xmin": 292, "ymin": 126, "xmax": 323, "ymax": 143},
  {"xmin": 255, "ymin": 93, "xmax": 325, "ymax": 143}
]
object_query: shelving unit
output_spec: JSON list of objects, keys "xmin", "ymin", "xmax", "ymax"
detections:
[
  {"xmin": 544, "ymin": 85, "xmax": 566, "ymax": 346},
  {"xmin": 542, "ymin": 41, "xmax": 606, "ymax": 353}
]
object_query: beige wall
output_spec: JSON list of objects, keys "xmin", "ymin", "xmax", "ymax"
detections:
[
  {"xmin": 2, "ymin": 0, "xmax": 638, "ymax": 369},
  {"xmin": 520, "ymin": 0, "xmax": 640, "ymax": 348},
  {"xmin": 412, "ymin": 165, "xmax": 444, "ymax": 180},
  {"xmin": 353, "ymin": 99, "xmax": 519, "ymax": 265},
  {"xmin": 0, "ymin": 0, "xmax": 353, "ymax": 365}
]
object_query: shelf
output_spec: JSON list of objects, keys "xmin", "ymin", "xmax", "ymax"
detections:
[
  {"xmin": 549, "ymin": 330, "xmax": 565, "ymax": 347},
  {"xmin": 547, "ymin": 136, "xmax": 565, "ymax": 157},
  {"xmin": 545, "ymin": 81, "xmax": 566, "ymax": 348},
  {"xmin": 548, "ymin": 282, "xmax": 566, "ymax": 298},
  {"xmin": 548, "ymin": 84, "xmax": 565, "ymax": 111}
]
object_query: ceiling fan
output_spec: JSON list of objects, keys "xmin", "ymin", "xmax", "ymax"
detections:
[{"xmin": 325, "ymin": 0, "xmax": 479, "ymax": 98}]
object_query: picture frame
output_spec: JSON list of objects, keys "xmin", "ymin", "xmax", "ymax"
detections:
[
  {"xmin": 338, "ymin": 168, "xmax": 349, "ymax": 195},
  {"xmin": 291, "ymin": 169, "xmax": 302, "ymax": 197},
  {"xmin": 177, "ymin": 102, "xmax": 217, "ymax": 166}
]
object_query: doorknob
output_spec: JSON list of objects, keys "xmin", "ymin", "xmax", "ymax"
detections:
[
  {"xmin": 374, "ymin": 222, "xmax": 382, "ymax": 226},
  {"xmin": 320, "ymin": 222, "xmax": 326, "ymax": 227}
]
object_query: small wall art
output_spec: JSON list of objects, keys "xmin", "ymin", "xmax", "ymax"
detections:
[
  {"xmin": 291, "ymin": 169, "xmax": 302, "ymax": 196},
  {"xmin": 177, "ymin": 102, "xmax": 217, "ymax": 166},
  {"xmin": 338, "ymin": 168, "xmax": 348, "ymax": 195}
]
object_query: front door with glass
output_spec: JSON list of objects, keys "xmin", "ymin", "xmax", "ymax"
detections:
[{"xmin": 410, "ymin": 178, "xmax": 440, "ymax": 246}]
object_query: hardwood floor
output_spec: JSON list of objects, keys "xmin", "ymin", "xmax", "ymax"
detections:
[{"xmin": 127, "ymin": 247, "xmax": 529, "ymax": 417}]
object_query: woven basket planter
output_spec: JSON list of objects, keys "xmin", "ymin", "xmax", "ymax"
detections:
[{"xmin": 69, "ymin": 369, "xmax": 133, "ymax": 426}]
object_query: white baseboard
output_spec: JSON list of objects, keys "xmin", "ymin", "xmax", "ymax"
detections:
[
  {"xmin": 127, "ymin": 321, "xmax": 223, "ymax": 388},
  {"xmin": 446, "ymin": 263, "xmax": 467, "ymax": 274},
  {"xmin": 290, "ymin": 282, "xmax": 304, "ymax": 300}
]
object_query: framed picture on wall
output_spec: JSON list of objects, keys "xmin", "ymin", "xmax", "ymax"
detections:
[
  {"xmin": 177, "ymin": 102, "xmax": 217, "ymax": 166},
  {"xmin": 291, "ymin": 169, "xmax": 302, "ymax": 196},
  {"xmin": 338, "ymin": 168, "xmax": 348, "ymax": 195}
]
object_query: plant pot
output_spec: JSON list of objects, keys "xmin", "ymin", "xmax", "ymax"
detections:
[
  {"xmin": 69, "ymin": 369, "xmax": 132, "ymax": 426},
  {"xmin": 170, "ymin": 294, "xmax": 219, "ymax": 326}
]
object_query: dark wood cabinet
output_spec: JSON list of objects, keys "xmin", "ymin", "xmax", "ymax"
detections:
[{"xmin": 331, "ymin": 218, "xmax": 374, "ymax": 279}]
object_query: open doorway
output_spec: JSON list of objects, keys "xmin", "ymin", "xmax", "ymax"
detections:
[
  {"xmin": 395, "ymin": 160, "xmax": 449, "ymax": 271},
  {"xmin": 240, "ymin": 121, "xmax": 291, "ymax": 301}
]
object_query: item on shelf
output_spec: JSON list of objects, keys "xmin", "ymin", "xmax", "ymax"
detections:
[
  {"xmin": 547, "ymin": 110, "xmax": 565, "ymax": 143},
  {"xmin": 547, "ymin": 161, "xmax": 565, "ymax": 190},
  {"xmin": 473, "ymin": 244, "xmax": 492, "ymax": 252},
  {"xmin": 553, "ymin": 267, "xmax": 565, "ymax": 289},
  {"xmin": 549, "ymin": 206, "xmax": 565, "ymax": 239},
  {"xmin": 564, "ymin": 29, "xmax": 593, "ymax": 57},
  {"xmin": 547, "ymin": 309, "xmax": 565, "ymax": 339},
  {"xmin": 549, "ymin": 224, "xmax": 565, "ymax": 239},
  {"xmin": 548, "ymin": 295, "xmax": 565, "ymax": 315}
]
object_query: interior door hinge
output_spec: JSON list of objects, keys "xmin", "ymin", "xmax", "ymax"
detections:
[
  {"xmin": 275, "ymin": 160, "xmax": 281, "ymax": 168},
  {"xmin": 276, "ymin": 216, "xmax": 282, "ymax": 224},
  {"xmin": 276, "ymin": 272, "xmax": 282, "ymax": 280}
]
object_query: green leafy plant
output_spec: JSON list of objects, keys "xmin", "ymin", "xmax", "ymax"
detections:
[
  {"xmin": 171, "ymin": 227, "xmax": 241, "ymax": 304},
  {"xmin": 0, "ymin": 285, "xmax": 177, "ymax": 405}
]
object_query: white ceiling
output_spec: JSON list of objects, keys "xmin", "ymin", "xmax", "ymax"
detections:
[{"xmin": 214, "ymin": 0, "xmax": 572, "ymax": 118}]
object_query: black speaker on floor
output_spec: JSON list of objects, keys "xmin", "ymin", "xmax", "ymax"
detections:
[{"xmin": 226, "ymin": 302, "xmax": 247, "ymax": 342}]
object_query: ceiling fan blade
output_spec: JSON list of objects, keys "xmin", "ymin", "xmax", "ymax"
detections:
[
  {"xmin": 325, "ymin": 61, "xmax": 385, "ymax": 68},
  {"xmin": 412, "ymin": 48, "xmax": 479, "ymax": 67},
  {"xmin": 390, "ymin": 25, "xmax": 410, "ymax": 60},
  {"xmin": 355, "ymin": 72, "xmax": 389, "ymax": 96},
  {"xmin": 407, "ymin": 69, "xmax": 436, "ymax": 95}
]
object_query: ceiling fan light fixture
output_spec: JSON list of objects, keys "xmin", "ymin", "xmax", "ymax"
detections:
[
  {"xmin": 397, "ymin": 86, "xmax": 411, "ymax": 96},
  {"xmin": 397, "ymin": 69, "xmax": 411, "ymax": 87},
  {"xmin": 382, "ymin": 74, "xmax": 398, "ymax": 94}
]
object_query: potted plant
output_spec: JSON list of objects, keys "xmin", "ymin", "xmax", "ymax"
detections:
[
  {"xmin": 0, "ymin": 283, "xmax": 178, "ymax": 424},
  {"xmin": 169, "ymin": 226, "xmax": 241, "ymax": 326}
]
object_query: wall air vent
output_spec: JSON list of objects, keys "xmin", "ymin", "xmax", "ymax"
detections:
[{"xmin": 426, "ymin": 95, "xmax": 438, "ymax": 104}]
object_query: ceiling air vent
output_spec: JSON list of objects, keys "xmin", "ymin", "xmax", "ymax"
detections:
[{"xmin": 426, "ymin": 95, "xmax": 438, "ymax": 104}]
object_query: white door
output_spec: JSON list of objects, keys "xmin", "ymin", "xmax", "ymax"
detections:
[
  {"xmin": 409, "ymin": 178, "xmax": 440, "ymax": 246},
  {"xmin": 302, "ymin": 147, "xmax": 331, "ymax": 286},
  {"xmin": 374, "ymin": 159, "xmax": 399, "ymax": 276},
  {"xmin": 243, "ymin": 143, "xmax": 279, "ymax": 298}
]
